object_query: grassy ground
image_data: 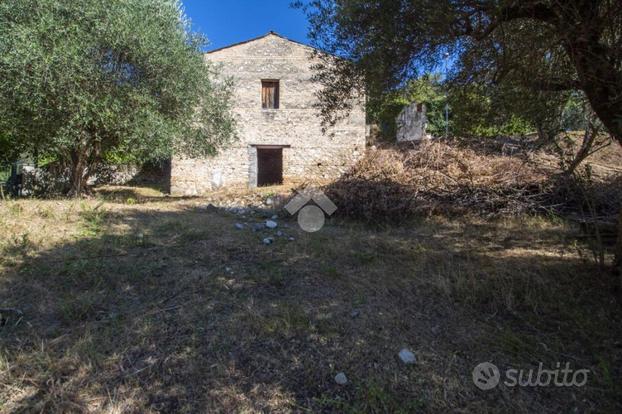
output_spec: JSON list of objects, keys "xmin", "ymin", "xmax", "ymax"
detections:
[{"xmin": 0, "ymin": 189, "xmax": 620, "ymax": 413}]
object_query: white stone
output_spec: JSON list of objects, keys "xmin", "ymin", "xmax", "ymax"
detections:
[
  {"xmin": 234, "ymin": 223, "xmax": 244, "ymax": 230},
  {"xmin": 398, "ymin": 348, "xmax": 416, "ymax": 364},
  {"xmin": 265, "ymin": 220, "xmax": 278, "ymax": 229},
  {"xmin": 262, "ymin": 237, "xmax": 274, "ymax": 245},
  {"xmin": 211, "ymin": 169, "xmax": 224, "ymax": 188},
  {"xmin": 334, "ymin": 372, "xmax": 348, "ymax": 385}
]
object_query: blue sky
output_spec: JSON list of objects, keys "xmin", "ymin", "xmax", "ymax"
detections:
[{"xmin": 181, "ymin": 1, "xmax": 310, "ymax": 51}]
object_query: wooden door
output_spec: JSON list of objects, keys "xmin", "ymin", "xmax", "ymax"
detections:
[{"xmin": 257, "ymin": 148, "xmax": 283, "ymax": 186}]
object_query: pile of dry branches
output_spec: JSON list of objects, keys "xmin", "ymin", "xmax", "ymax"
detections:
[{"xmin": 323, "ymin": 140, "xmax": 555, "ymax": 221}]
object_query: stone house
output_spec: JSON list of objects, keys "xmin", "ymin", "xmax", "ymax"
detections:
[{"xmin": 170, "ymin": 32, "xmax": 366, "ymax": 196}]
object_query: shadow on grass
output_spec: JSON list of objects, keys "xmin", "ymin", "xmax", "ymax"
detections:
[{"xmin": 0, "ymin": 201, "xmax": 621, "ymax": 412}]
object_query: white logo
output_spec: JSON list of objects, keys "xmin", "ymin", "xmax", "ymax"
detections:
[
  {"xmin": 472, "ymin": 362, "xmax": 590, "ymax": 390},
  {"xmin": 472, "ymin": 362, "xmax": 500, "ymax": 390},
  {"xmin": 284, "ymin": 188, "xmax": 337, "ymax": 232}
]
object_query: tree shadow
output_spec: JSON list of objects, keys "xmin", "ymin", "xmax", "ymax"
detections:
[
  {"xmin": 0, "ymin": 201, "xmax": 621, "ymax": 412},
  {"xmin": 126, "ymin": 159, "xmax": 171, "ymax": 194}
]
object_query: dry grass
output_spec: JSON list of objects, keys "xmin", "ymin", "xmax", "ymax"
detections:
[{"xmin": 0, "ymin": 193, "xmax": 620, "ymax": 413}]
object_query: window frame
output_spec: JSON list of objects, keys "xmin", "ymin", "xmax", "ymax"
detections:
[{"xmin": 261, "ymin": 79, "xmax": 280, "ymax": 109}]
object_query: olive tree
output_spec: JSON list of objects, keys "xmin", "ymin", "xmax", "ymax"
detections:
[
  {"xmin": 0, "ymin": 0, "xmax": 236, "ymax": 194},
  {"xmin": 298, "ymin": 0, "xmax": 622, "ymax": 144},
  {"xmin": 298, "ymin": 0, "xmax": 622, "ymax": 281}
]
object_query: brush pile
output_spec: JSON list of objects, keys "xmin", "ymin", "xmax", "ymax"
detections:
[{"xmin": 322, "ymin": 140, "xmax": 563, "ymax": 222}]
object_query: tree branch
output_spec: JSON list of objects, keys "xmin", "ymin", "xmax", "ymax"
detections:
[
  {"xmin": 457, "ymin": 1, "xmax": 559, "ymax": 40},
  {"xmin": 528, "ymin": 78, "xmax": 582, "ymax": 91}
]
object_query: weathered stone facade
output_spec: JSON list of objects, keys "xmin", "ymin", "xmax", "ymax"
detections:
[{"xmin": 171, "ymin": 32, "xmax": 366, "ymax": 196}]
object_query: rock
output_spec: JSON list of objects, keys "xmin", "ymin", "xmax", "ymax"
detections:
[
  {"xmin": 265, "ymin": 220, "xmax": 278, "ymax": 229},
  {"xmin": 350, "ymin": 310, "xmax": 360, "ymax": 318},
  {"xmin": 276, "ymin": 230, "xmax": 284, "ymax": 237},
  {"xmin": 262, "ymin": 237, "xmax": 274, "ymax": 245},
  {"xmin": 288, "ymin": 236, "xmax": 295, "ymax": 241},
  {"xmin": 334, "ymin": 372, "xmax": 348, "ymax": 385},
  {"xmin": 265, "ymin": 197, "xmax": 273, "ymax": 205},
  {"xmin": 234, "ymin": 223, "xmax": 244, "ymax": 230},
  {"xmin": 271, "ymin": 214, "xmax": 278, "ymax": 220},
  {"xmin": 398, "ymin": 348, "xmax": 416, "ymax": 364}
]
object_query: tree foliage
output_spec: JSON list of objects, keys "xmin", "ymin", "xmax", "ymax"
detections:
[
  {"xmin": 0, "ymin": 0, "xmax": 236, "ymax": 194},
  {"xmin": 299, "ymin": 0, "xmax": 622, "ymax": 143},
  {"xmin": 370, "ymin": 75, "xmax": 446, "ymax": 139},
  {"xmin": 446, "ymin": 82, "xmax": 569, "ymax": 139},
  {"xmin": 371, "ymin": 74, "xmax": 567, "ymax": 140}
]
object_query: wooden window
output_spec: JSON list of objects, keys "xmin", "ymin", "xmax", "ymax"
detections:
[{"xmin": 261, "ymin": 80, "xmax": 279, "ymax": 109}]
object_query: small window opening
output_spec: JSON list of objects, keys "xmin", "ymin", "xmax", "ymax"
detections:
[{"xmin": 262, "ymin": 80, "xmax": 279, "ymax": 109}]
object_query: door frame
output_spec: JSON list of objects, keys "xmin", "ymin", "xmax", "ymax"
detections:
[{"xmin": 250, "ymin": 144, "xmax": 290, "ymax": 187}]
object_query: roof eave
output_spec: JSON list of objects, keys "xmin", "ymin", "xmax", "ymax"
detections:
[{"xmin": 204, "ymin": 31, "xmax": 336, "ymax": 58}]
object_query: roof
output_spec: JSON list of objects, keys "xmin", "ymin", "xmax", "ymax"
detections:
[{"xmin": 205, "ymin": 31, "xmax": 324, "ymax": 55}]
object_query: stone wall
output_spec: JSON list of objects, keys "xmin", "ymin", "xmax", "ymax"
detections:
[{"xmin": 171, "ymin": 33, "xmax": 366, "ymax": 196}]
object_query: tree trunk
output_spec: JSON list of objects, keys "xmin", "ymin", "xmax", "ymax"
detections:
[
  {"xmin": 614, "ymin": 208, "xmax": 622, "ymax": 294},
  {"xmin": 566, "ymin": 36, "xmax": 622, "ymax": 145},
  {"xmin": 563, "ymin": 118, "xmax": 605, "ymax": 177},
  {"xmin": 565, "ymin": 33, "xmax": 622, "ymax": 288},
  {"xmin": 69, "ymin": 148, "xmax": 89, "ymax": 196}
]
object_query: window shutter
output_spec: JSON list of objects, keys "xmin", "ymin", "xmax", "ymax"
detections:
[{"xmin": 261, "ymin": 80, "xmax": 279, "ymax": 109}]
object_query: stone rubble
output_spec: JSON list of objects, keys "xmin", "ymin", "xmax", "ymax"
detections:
[
  {"xmin": 398, "ymin": 348, "xmax": 416, "ymax": 364},
  {"xmin": 334, "ymin": 372, "xmax": 348, "ymax": 385}
]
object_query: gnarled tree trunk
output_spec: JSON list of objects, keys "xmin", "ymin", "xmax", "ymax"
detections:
[
  {"xmin": 67, "ymin": 135, "xmax": 100, "ymax": 197},
  {"xmin": 565, "ymin": 32, "xmax": 622, "ymax": 288},
  {"xmin": 68, "ymin": 148, "xmax": 89, "ymax": 196}
]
